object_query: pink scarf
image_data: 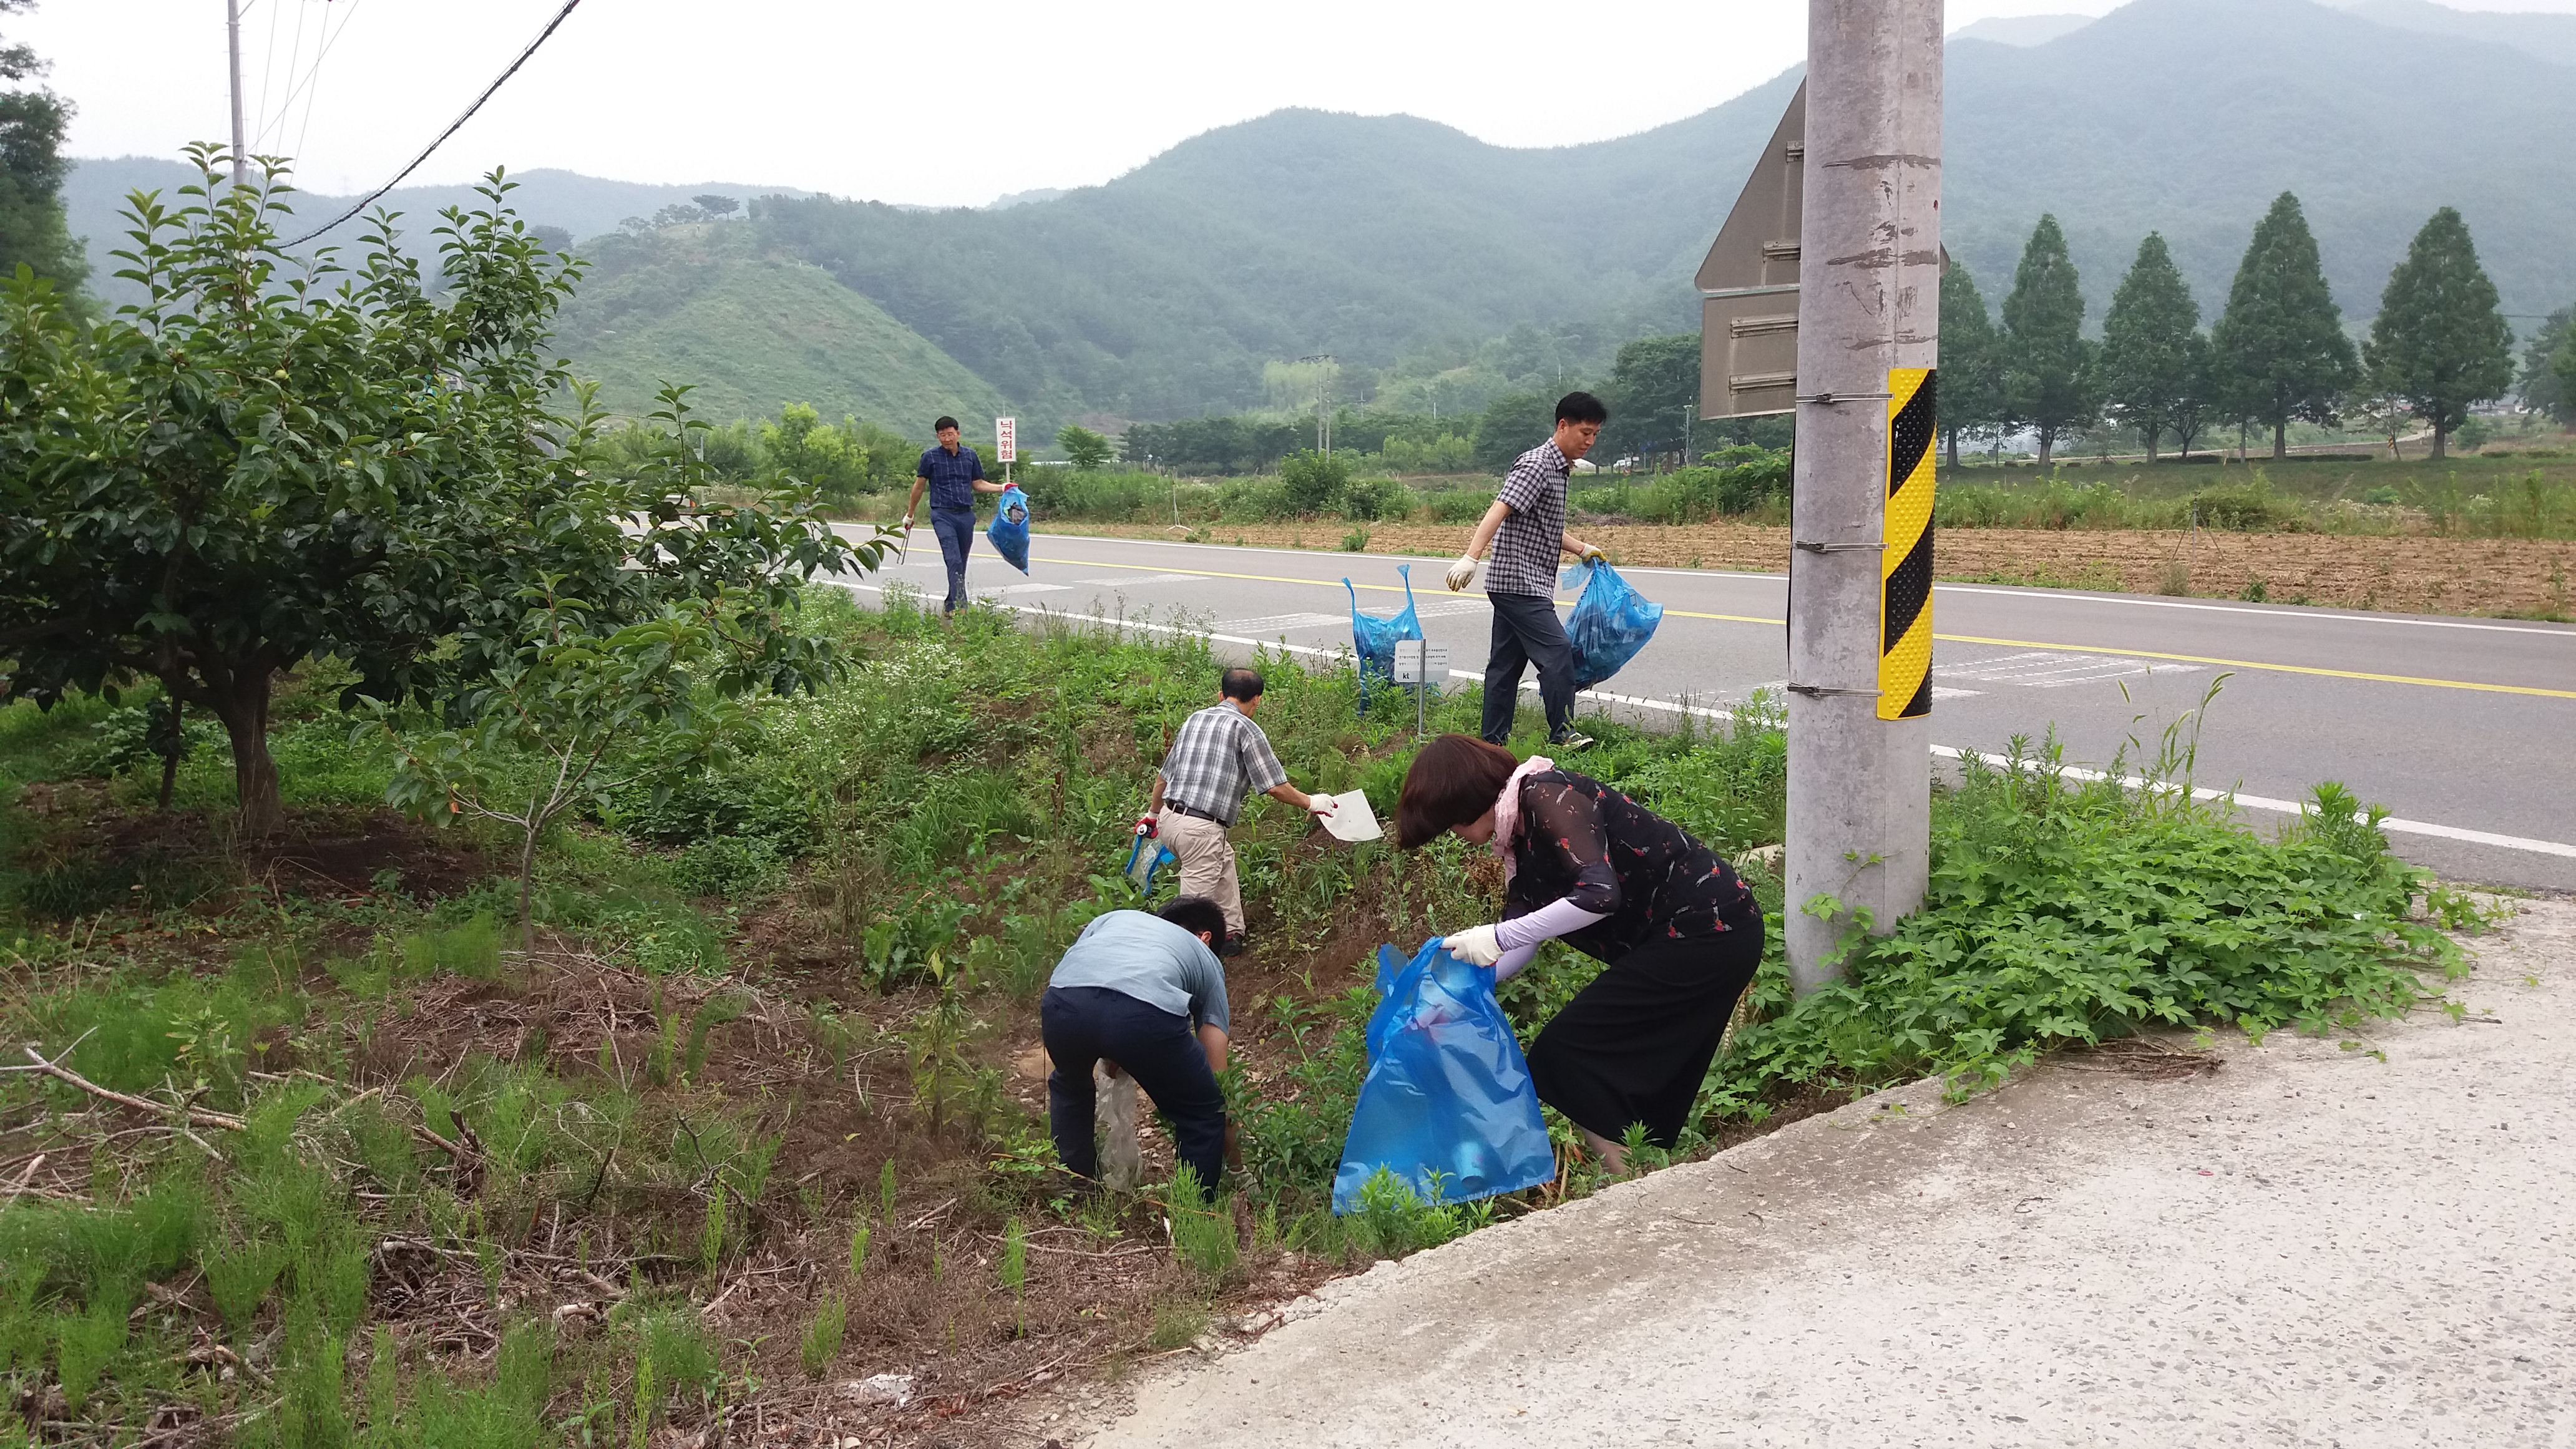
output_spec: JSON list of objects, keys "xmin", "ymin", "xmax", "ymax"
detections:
[{"xmin": 1488, "ymin": 754, "xmax": 1553, "ymax": 884}]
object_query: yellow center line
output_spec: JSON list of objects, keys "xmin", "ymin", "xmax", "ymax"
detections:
[
  {"xmin": 1028, "ymin": 554, "xmax": 2572, "ymax": 699},
  {"xmin": 1933, "ymin": 633, "xmax": 2576, "ymax": 700}
]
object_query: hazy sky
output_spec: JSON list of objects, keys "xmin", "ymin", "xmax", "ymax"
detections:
[{"xmin": 14, "ymin": 0, "xmax": 2576, "ymax": 206}]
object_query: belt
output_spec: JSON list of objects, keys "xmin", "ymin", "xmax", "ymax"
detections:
[{"xmin": 1164, "ymin": 801, "xmax": 1231, "ymax": 825}]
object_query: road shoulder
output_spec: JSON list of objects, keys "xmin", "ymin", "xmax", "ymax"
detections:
[{"xmin": 1052, "ymin": 897, "xmax": 2575, "ymax": 1448}]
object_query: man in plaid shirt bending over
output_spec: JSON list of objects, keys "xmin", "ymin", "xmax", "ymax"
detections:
[
  {"xmin": 1137, "ymin": 668, "xmax": 1337, "ymax": 956},
  {"xmin": 1447, "ymin": 391, "xmax": 1609, "ymax": 749}
]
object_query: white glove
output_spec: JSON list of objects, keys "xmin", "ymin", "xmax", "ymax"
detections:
[
  {"xmin": 1443, "ymin": 924, "xmax": 1503, "ymax": 967},
  {"xmin": 1307, "ymin": 796, "xmax": 1337, "ymax": 817},
  {"xmin": 899, "ymin": 514, "xmax": 914, "ymax": 532},
  {"xmin": 1445, "ymin": 554, "xmax": 1480, "ymax": 592}
]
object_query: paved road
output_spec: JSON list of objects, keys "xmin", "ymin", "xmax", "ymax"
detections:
[
  {"xmin": 826, "ymin": 530, "xmax": 2576, "ymax": 892},
  {"xmin": 1064, "ymin": 900, "xmax": 2576, "ymax": 1448}
]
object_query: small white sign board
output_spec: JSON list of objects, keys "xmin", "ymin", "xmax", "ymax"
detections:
[
  {"xmin": 1392, "ymin": 640, "xmax": 1449, "ymax": 685},
  {"xmin": 1318, "ymin": 790, "xmax": 1382, "ymax": 843},
  {"xmin": 995, "ymin": 417, "xmax": 1018, "ymax": 463}
]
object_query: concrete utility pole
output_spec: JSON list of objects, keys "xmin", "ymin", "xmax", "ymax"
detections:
[
  {"xmin": 1784, "ymin": 0, "xmax": 1943, "ymax": 993},
  {"xmin": 226, "ymin": 0, "xmax": 248, "ymax": 186}
]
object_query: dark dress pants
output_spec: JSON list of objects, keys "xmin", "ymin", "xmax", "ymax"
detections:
[
  {"xmin": 930, "ymin": 505, "xmax": 977, "ymax": 613},
  {"xmin": 1481, "ymin": 590, "xmax": 1578, "ymax": 743},
  {"xmin": 1041, "ymin": 985, "xmax": 1227, "ymax": 1191},
  {"xmin": 1526, "ymin": 909, "xmax": 1764, "ymax": 1148}
]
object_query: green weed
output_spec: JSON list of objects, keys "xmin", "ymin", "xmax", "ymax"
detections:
[{"xmin": 799, "ymin": 1293, "xmax": 847, "ymax": 1379}]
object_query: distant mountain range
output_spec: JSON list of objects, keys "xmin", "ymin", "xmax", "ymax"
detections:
[{"xmin": 61, "ymin": 0, "xmax": 2576, "ymax": 432}]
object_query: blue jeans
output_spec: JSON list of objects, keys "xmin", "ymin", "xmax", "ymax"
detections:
[
  {"xmin": 930, "ymin": 505, "xmax": 977, "ymax": 613},
  {"xmin": 1042, "ymin": 985, "xmax": 1226, "ymax": 1191},
  {"xmin": 1481, "ymin": 590, "xmax": 1578, "ymax": 743}
]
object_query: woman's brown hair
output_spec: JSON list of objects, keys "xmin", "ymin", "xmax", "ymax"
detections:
[{"xmin": 1396, "ymin": 734, "xmax": 1521, "ymax": 849}]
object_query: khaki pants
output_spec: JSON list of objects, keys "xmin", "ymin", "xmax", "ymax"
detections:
[{"xmin": 1157, "ymin": 809, "xmax": 1243, "ymax": 936}]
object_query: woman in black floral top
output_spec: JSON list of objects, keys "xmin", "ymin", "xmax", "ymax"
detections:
[{"xmin": 1397, "ymin": 734, "xmax": 1760, "ymax": 1173}]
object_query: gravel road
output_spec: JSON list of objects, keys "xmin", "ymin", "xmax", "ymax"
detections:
[{"xmin": 1063, "ymin": 899, "xmax": 2575, "ymax": 1449}]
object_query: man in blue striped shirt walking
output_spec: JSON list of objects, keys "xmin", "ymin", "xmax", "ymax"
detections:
[{"xmin": 901, "ymin": 416, "xmax": 1008, "ymax": 615}]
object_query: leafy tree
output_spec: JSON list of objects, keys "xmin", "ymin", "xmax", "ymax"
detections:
[
  {"xmin": 1938, "ymin": 261, "xmax": 2004, "ymax": 467},
  {"xmin": 2364, "ymin": 208, "xmax": 2514, "ymax": 460},
  {"xmin": 691, "ymin": 194, "xmax": 739, "ymax": 218},
  {"xmin": 2213, "ymin": 192, "xmax": 2357, "ymax": 459},
  {"xmin": 1057, "ymin": 423, "xmax": 1113, "ymax": 471},
  {"xmin": 372, "ymin": 596, "xmax": 735, "ymax": 950},
  {"xmin": 0, "ymin": 0, "xmax": 85, "ymax": 293},
  {"xmin": 1999, "ymin": 214, "xmax": 2094, "ymax": 468},
  {"xmin": 2515, "ymin": 307, "xmax": 2572, "ymax": 425},
  {"xmin": 1601, "ymin": 333, "xmax": 1697, "ymax": 463},
  {"xmin": 2097, "ymin": 233, "xmax": 2207, "ymax": 462},
  {"xmin": 0, "ymin": 154, "xmax": 873, "ymax": 834},
  {"xmin": 1470, "ymin": 391, "xmax": 1554, "ymax": 471}
]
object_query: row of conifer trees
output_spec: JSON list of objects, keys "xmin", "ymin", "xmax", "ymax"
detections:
[{"xmin": 1940, "ymin": 194, "xmax": 2522, "ymax": 466}]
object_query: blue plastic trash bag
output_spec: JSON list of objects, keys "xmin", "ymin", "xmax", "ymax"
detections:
[
  {"xmin": 1122, "ymin": 832, "xmax": 1176, "ymax": 895},
  {"xmin": 1345, "ymin": 564, "xmax": 1425, "ymax": 711},
  {"xmin": 1564, "ymin": 560, "xmax": 1663, "ymax": 690},
  {"xmin": 987, "ymin": 484, "xmax": 1032, "ymax": 573},
  {"xmin": 1332, "ymin": 940, "xmax": 1556, "ymax": 1214}
]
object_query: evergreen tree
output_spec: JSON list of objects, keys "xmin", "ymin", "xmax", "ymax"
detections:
[
  {"xmin": 1938, "ymin": 261, "xmax": 2003, "ymax": 467},
  {"xmin": 2364, "ymin": 208, "xmax": 2513, "ymax": 460},
  {"xmin": 2097, "ymin": 233, "xmax": 2206, "ymax": 462},
  {"xmin": 2168, "ymin": 333, "xmax": 2214, "ymax": 459},
  {"xmin": 1999, "ymin": 214, "xmax": 2093, "ymax": 468},
  {"xmin": 2557, "ymin": 333, "xmax": 2576, "ymax": 431},
  {"xmin": 2213, "ymin": 192, "xmax": 2356, "ymax": 459},
  {"xmin": 0, "ymin": 1, "xmax": 84, "ymax": 291},
  {"xmin": 2515, "ymin": 307, "xmax": 2572, "ymax": 426}
]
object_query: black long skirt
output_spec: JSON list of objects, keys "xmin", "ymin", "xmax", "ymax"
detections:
[{"xmin": 1525, "ymin": 910, "xmax": 1764, "ymax": 1148}]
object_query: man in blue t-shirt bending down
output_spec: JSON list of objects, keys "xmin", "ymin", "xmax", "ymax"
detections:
[{"xmin": 1042, "ymin": 897, "xmax": 1232, "ymax": 1192}]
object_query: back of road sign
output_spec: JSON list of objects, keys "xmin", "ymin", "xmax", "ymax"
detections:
[{"xmin": 1698, "ymin": 83, "xmax": 1807, "ymax": 421}]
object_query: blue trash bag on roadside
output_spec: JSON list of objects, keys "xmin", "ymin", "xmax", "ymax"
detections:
[
  {"xmin": 1332, "ymin": 940, "xmax": 1556, "ymax": 1214},
  {"xmin": 1565, "ymin": 559, "xmax": 1663, "ymax": 690},
  {"xmin": 987, "ymin": 484, "xmax": 1032, "ymax": 573},
  {"xmin": 1345, "ymin": 564, "xmax": 1425, "ymax": 713}
]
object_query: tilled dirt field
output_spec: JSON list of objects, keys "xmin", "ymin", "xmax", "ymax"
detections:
[{"xmin": 1050, "ymin": 522, "xmax": 2576, "ymax": 620}]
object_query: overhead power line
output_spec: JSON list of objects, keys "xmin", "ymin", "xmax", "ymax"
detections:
[{"xmin": 283, "ymin": 0, "xmax": 584, "ymax": 249}]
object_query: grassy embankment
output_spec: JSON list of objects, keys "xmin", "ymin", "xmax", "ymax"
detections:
[{"xmin": 0, "ymin": 583, "xmax": 2484, "ymax": 1444}]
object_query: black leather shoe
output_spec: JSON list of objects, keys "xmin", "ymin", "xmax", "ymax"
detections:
[{"xmin": 1221, "ymin": 933, "xmax": 1248, "ymax": 958}]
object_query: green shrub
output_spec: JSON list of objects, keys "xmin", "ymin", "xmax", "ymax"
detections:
[
  {"xmin": 1340, "ymin": 474, "xmax": 1408, "ymax": 522},
  {"xmin": 1277, "ymin": 449, "xmax": 1351, "ymax": 516},
  {"xmin": 671, "ymin": 835, "xmax": 784, "ymax": 899},
  {"xmin": 1705, "ymin": 743, "xmax": 2457, "ymax": 1113},
  {"xmin": 1423, "ymin": 489, "xmax": 1497, "ymax": 523}
]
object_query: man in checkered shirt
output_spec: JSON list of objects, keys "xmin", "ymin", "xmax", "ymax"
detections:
[
  {"xmin": 1446, "ymin": 391, "xmax": 1609, "ymax": 748},
  {"xmin": 1137, "ymin": 667, "xmax": 1337, "ymax": 955}
]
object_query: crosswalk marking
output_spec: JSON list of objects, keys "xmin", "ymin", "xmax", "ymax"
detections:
[{"xmin": 1936, "ymin": 651, "xmax": 2205, "ymax": 688}]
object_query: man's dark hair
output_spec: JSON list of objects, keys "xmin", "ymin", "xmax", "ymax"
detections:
[
  {"xmin": 934, "ymin": 415, "xmax": 960, "ymax": 433},
  {"xmin": 1397, "ymin": 734, "xmax": 1523, "ymax": 849},
  {"xmin": 1220, "ymin": 667, "xmax": 1265, "ymax": 702},
  {"xmin": 1158, "ymin": 896, "xmax": 1228, "ymax": 945},
  {"xmin": 1555, "ymin": 391, "xmax": 1609, "ymax": 426}
]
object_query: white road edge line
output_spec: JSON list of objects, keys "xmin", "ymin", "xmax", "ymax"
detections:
[{"xmin": 826, "ymin": 577, "xmax": 2576, "ymax": 862}]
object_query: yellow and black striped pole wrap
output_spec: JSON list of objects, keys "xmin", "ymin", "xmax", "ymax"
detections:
[{"xmin": 1880, "ymin": 368, "xmax": 1936, "ymax": 720}]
